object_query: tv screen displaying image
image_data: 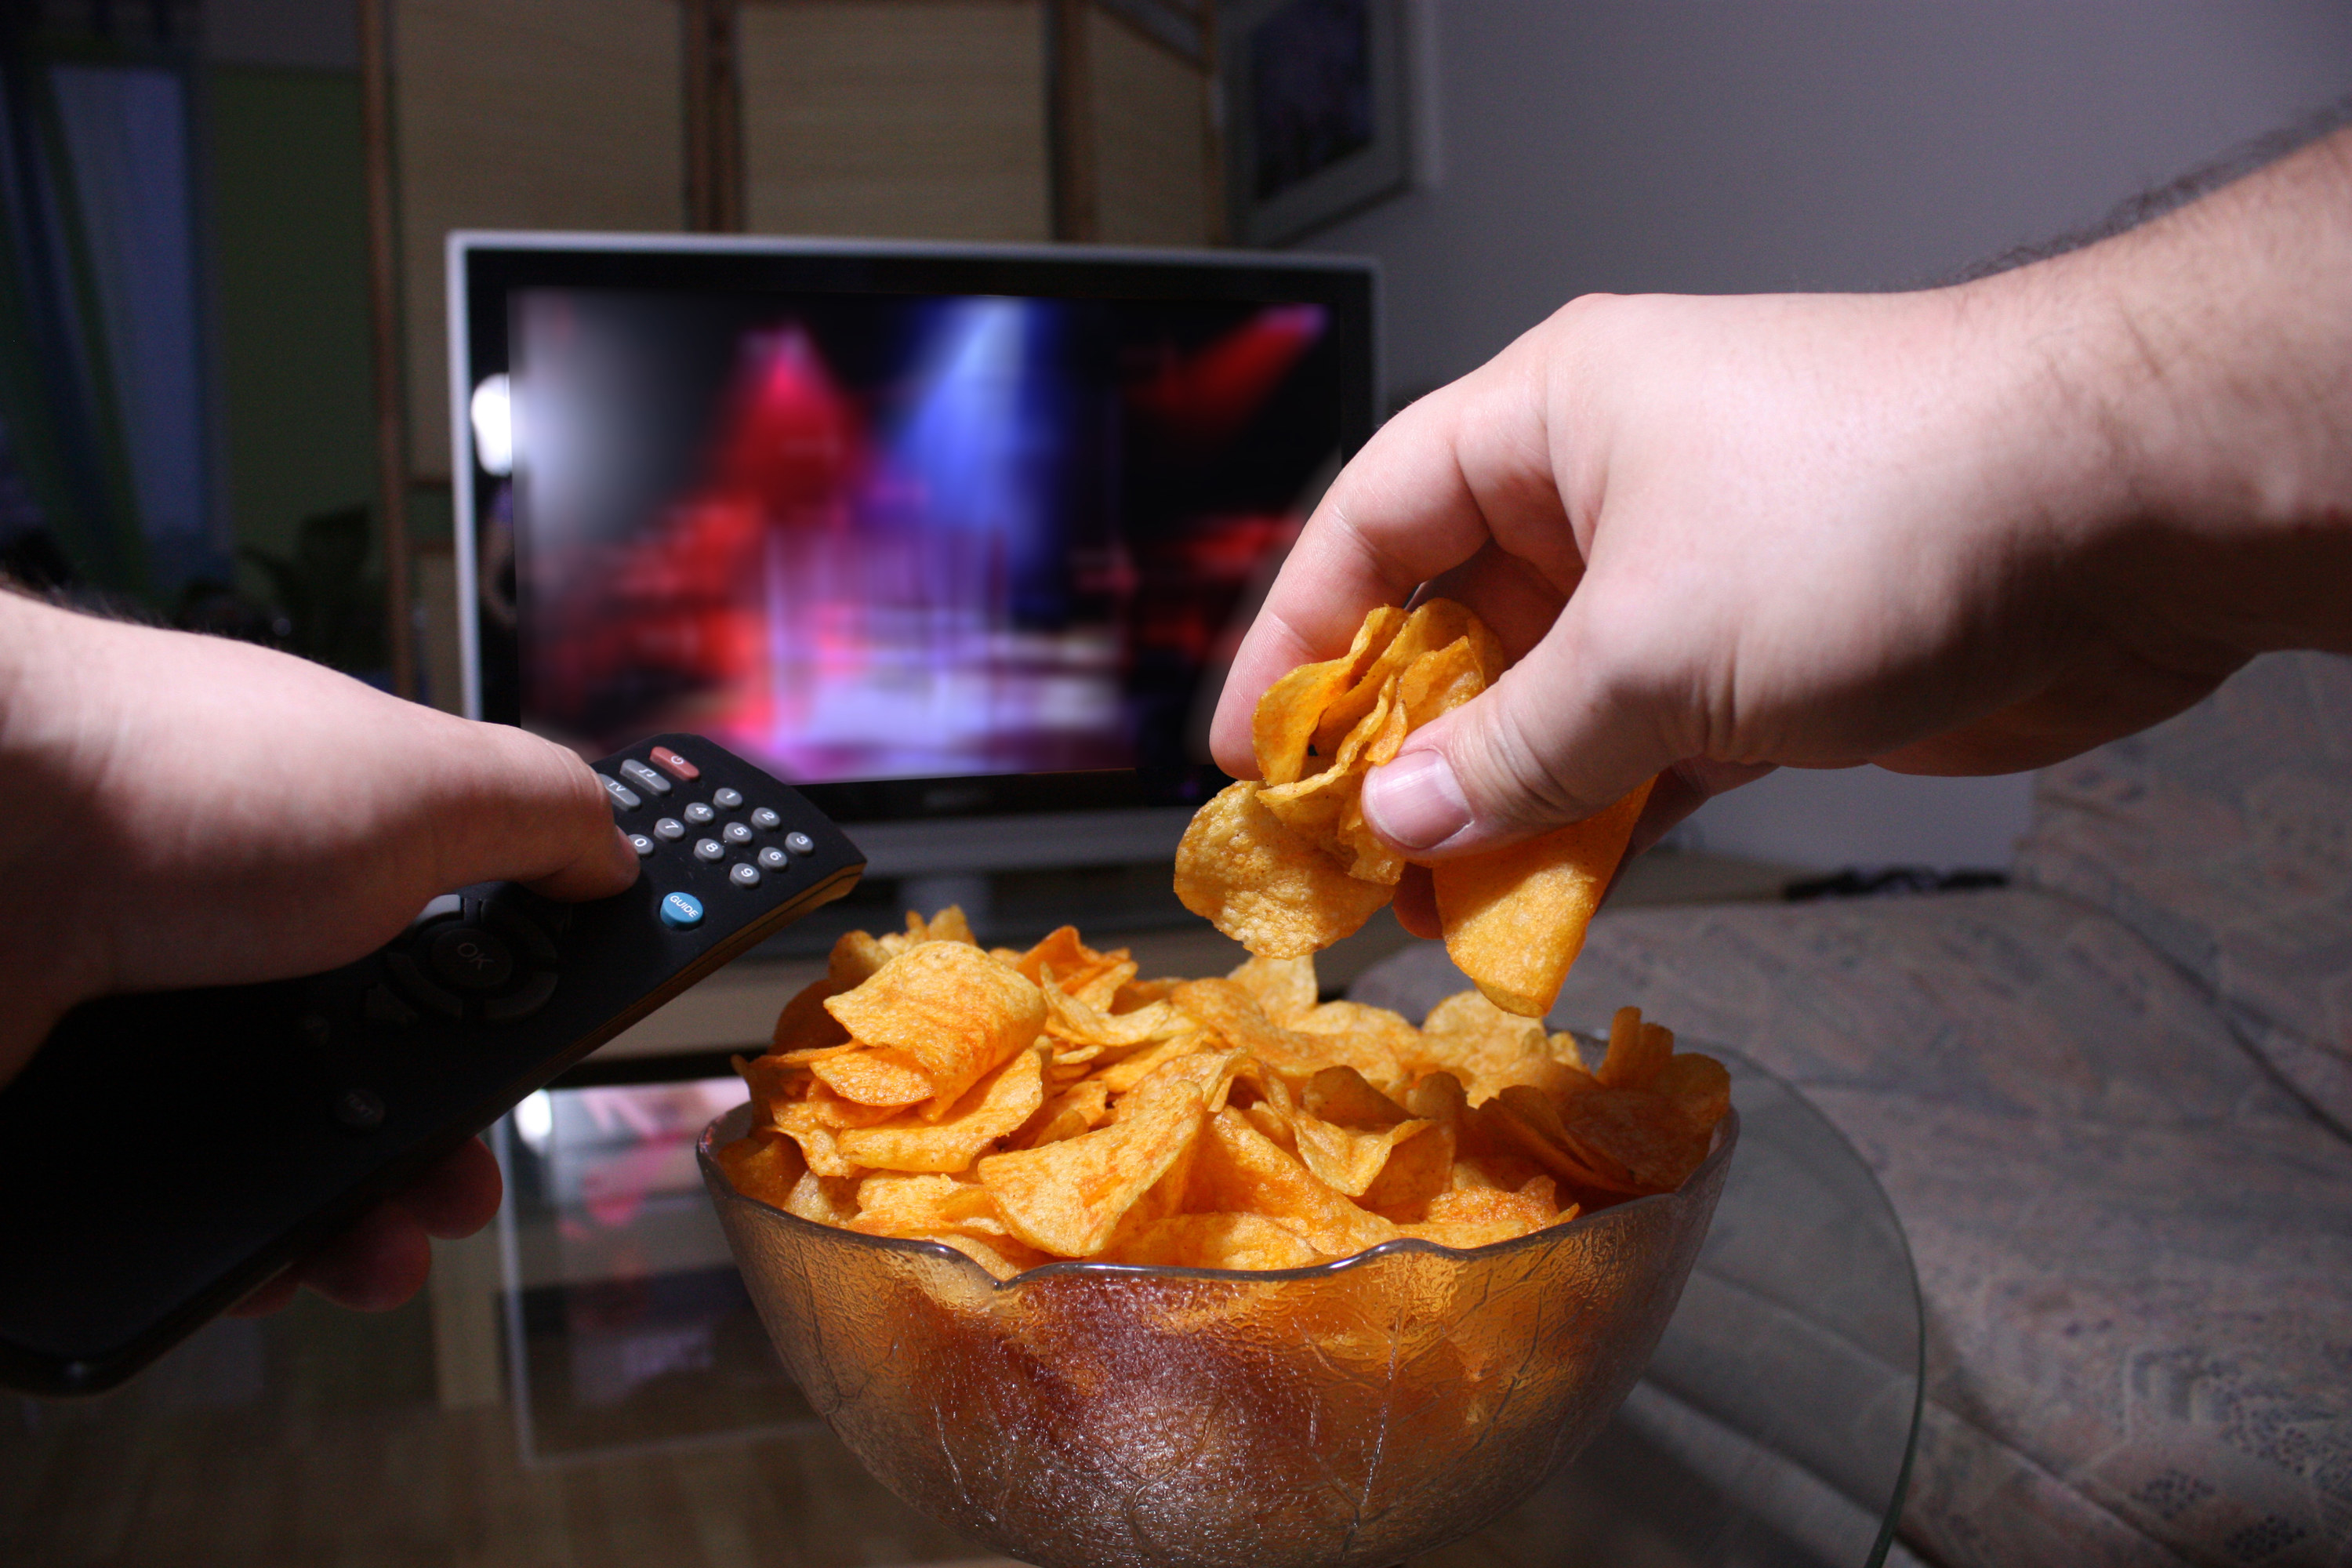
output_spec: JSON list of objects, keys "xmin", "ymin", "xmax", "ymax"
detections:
[{"xmin": 456, "ymin": 240, "xmax": 1377, "ymax": 824}]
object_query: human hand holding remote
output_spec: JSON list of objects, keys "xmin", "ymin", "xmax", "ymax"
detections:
[{"xmin": 0, "ymin": 591, "xmax": 640, "ymax": 1312}]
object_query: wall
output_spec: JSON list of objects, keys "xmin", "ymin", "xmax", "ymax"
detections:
[
  {"xmin": 205, "ymin": 66, "xmax": 376, "ymax": 583},
  {"xmin": 205, "ymin": 2, "xmax": 375, "ymax": 591},
  {"xmin": 1304, "ymin": 0, "xmax": 2352, "ymax": 870}
]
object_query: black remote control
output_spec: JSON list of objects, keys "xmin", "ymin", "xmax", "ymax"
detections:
[{"xmin": 0, "ymin": 735, "xmax": 863, "ymax": 1396}]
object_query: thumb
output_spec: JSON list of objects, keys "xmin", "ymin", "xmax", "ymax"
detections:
[
  {"xmin": 1359, "ymin": 596, "xmax": 1681, "ymax": 858},
  {"xmin": 418, "ymin": 718, "xmax": 642, "ymax": 902}
]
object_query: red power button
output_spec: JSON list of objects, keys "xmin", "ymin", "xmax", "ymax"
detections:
[{"xmin": 649, "ymin": 746, "xmax": 700, "ymax": 782}]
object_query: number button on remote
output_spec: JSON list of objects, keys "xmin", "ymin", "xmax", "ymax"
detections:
[
  {"xmin": 757, "ymin": 847, "xmax": 788, "ymax": 872},
  {"xmin": 713, "ymin": 787, "xmax": 742, "ymax": 809},
  {"xmin": 786, "ymin": 831, "xmax": 815, "ymax": 856},
  {"xmin": 684, "ymin": 802, "xmax": 715, "ymax": 826},
  {"xmin": 629, "ymin": 833, "xmax": 655, "ymax": 857},
  {"xmin": 750, "ymin": 808, "xmax": 781, "ymax": 831},
  {"xmin": 730, "ymin": 862, "xmax": 760, "ymax": 887},
  {"xmin": 723, "ymin": 822, "xmax": 753, "ymax": 846},
  {"xmin": 654, "ymin": 817, "xmax": 684, "ymax": 840},
  {"xmin": 694, "ymin": 838, "xmax": 724, "ymax": 862}
]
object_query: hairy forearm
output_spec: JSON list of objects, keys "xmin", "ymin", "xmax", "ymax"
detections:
[{"xmin": 1999, "ymin": 125, "xmax": 2352, "ymax": 658}]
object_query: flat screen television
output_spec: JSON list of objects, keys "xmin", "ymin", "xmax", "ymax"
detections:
[{"xmin": 449, "ymin": 234, "xmax": 1377, "ymax": 882}]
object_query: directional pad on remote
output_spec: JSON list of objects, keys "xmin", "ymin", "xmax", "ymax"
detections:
[{"xmin": 426, "ymin": 925, "xmax": 515, "ymax": 993}]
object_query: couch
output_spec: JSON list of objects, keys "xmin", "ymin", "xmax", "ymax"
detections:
[{"xmin": 1351, "ymin": 651, "xmax": 2352, "ymax": 1568}]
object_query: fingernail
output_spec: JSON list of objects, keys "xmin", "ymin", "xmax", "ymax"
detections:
[{"xmin": 1362, "ymin": 750, "xmax": 1472, "ymax": 850}]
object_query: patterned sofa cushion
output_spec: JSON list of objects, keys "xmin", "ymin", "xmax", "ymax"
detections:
[
  {"xmin": 1352, "ymin": 891, "xmax": 2352, "ymax": 1568},
  {"xmin": 2013, "ymin": 652, "xmax": 2352, "ymax": 1132}
]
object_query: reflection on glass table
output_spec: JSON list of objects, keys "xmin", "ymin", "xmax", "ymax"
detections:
[
  {"xmin": 1431, "ymin": 1047, "xmax": 1925, "ymax": 1566},
  {"xmin": 0, "ymin": 1048, "xmax": 1918, "ymax": 1568},
  {"xmin": 495, "ymin": 1074, "xmax": 822, "ymax": 1461}
]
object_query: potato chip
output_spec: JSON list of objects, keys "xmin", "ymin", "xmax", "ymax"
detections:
[
  {"xmin": 1301, "ymin": 1065, "xmax": 1410, "ymax": 1129},
  {"xmin": 828, "ymin": 929, "xmax": 897, "ymax": 990},
  {"xmin": 1289, "ymin": 1000, "xmax": 1415, "ymax": 1090},
  {"xmin": 912, "ymin": 1230, "xmax": 1051, "ymax": 1281},
  {"xmin": 734, "ymin": 1051, "xmax": 802, "ymax": 1116},
  {"xmin": 771, "ymin": 975, "xmax": 850, "ymax": 1054},
  {"xmin": 1019, "ymin": 1079, "xmax": 1112, "ymax": 1148},
  {"xmin": 1399, "ymin": 1179, "xmax": 1564, "ymax": 1250},
  {"xmin": 1191, "ymin": 1107, "xmax": 1398, "ymax": 1258},
  {"xmin": 909, "ymin": 905, "xmax": 978, "ymax": 946},
  {"xmin": 719, "ymin": 909, "xmax": 1730, "ymax": 1279},
  {"xmin": 850, "ymin": 1171, "xmax": 1007, "ymax": 1237},
  {"xmin": 1559, "ymin": 1087, "xmax": 1711, "ymax": 1192},
  {"xmin": 1327, "ymin": 635, "xmax": 1495, "ymax": 884},
  {"xmin": 1598, "ymin": 1005, "xmax": 1672, "ymax": 1089},
  {"xmin": 782, "ymin": 1167, "xmax": 860, "ymax": 1225},
  {"xmin": 1174, "ymin": 782, "xmax": 1397, "ymax": 957},
  {"xmin": 1308, "ymin": 599, "xmax": 1501, "ymax": 764},
  {"xmin": 1290, "ymin": 1109, "xmax": 1433, "ymax": 1197},
  {"xmin": 1360, "ymin": 1114, "xmax": 1455, "ymax": 1211},
  {"xmin": 1041, "ymin": 982, "xmax": 1186, "ymax": 1051},
  {"xmin": 1099, "ymin": 1211, "xmax": 1322, "ymax": 1270},
  {"xmin": 1191, "ymin": 597, "xmax": 1657, "ymax": 1017},
  {"xmin": 1254, "ymin": 605, "xmax": 1407, "ymax": 786},
  {"xmin": 1088, "ymin": 1033, "xmax": 1209, "ymax": 1094},
  {"xmin": 1258, "ymin": 670, "xmax": 1399, "ymax": 860},
  {"xmin": 836, "ymin": 1048, "xmax": 1047, "ymax": 1174},
  {"xmin": 713, "ymin": 1127, "xmax": 804, "ymax": 1210},
  {"xmin": 1652, "ymin": 1052, "xmax": 1733, "ymax": 1127},
  {"xmin": 978, "ymin": 1080, "xmax": 1206, "ymax": 1257},
  {"xmin": 1111, "ymin": 975, "xmax": 1181, "ymax": 1011},
  {"xmin": 808, "ymin": 1047, "xmax": 935, "ymax": 1109},
  {"xmin": 1415, "ymin": 988, "xmax": 1582, "ymax": 1102},
  {"xmin": 1014, "ymin": 925, "xmax": 1109, "ymax": 988},
  {"xmin": 826, "ymin": 942, "xmax": 1047, "ymax": 1116},
  {"xmin": 1225, "ymin": 953, "xmax": 1319, "ymax": 1026},
  {"xmin": 1485, "ymin": 1084, "xmax": 1643, "ymax": 1195},
  {"xmin": 1433, "ymin": 778, "xmax": 1654, "ymax": 1018}
]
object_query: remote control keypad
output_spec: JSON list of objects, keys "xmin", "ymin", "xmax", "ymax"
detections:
[{"xmin": 597, "ymin": 746, "xmax": 829, "ymax": 949}]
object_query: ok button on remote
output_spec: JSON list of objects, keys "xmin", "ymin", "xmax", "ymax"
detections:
[{"xmin": 428, "ymin": 925, "xmax": 514, "ymax": 993}]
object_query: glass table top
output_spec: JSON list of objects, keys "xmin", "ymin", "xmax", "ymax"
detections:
[{"xmin": 1, "ymin": 1046, "xmax": 1919, "ymax": 1567}]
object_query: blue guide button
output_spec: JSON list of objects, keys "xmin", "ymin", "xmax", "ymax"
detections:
[{"xmin": 659, "ymin": 891, "xmax": 704, "ymax": 930}]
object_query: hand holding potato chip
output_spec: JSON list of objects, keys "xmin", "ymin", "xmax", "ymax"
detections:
[{"xmin": 1175, "ymin": 598, "xmax": 1652, "ymax": 1017}]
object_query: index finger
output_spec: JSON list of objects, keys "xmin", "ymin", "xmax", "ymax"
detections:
[{"xmin": 1209, "ymin": 344, "xmax": 1577, "ymax": 775}]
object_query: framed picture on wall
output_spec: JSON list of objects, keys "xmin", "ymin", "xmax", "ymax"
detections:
[{"xmin": 1222, "ymin": 0, "xmax": 1410, "ymax": 247}]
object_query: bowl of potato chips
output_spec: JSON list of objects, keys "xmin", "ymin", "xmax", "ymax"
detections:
[{"xmin": 702, "ymin": 911, "xmax": 1737, "ymax": 1568}]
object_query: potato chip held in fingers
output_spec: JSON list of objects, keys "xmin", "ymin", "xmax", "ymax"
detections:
[
  {"xmin": 1174, "ymin": 782, "xmax": 1395, "ymax": 956},
  {"xmin": 1433, "ymin": 777, "xmax": 1655, "ymax": 1018}
]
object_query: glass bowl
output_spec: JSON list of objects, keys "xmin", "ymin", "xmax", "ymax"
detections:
[{"xmin": 699, "ymin": 1100, "xmax": 1737, "ymax": 1568}]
